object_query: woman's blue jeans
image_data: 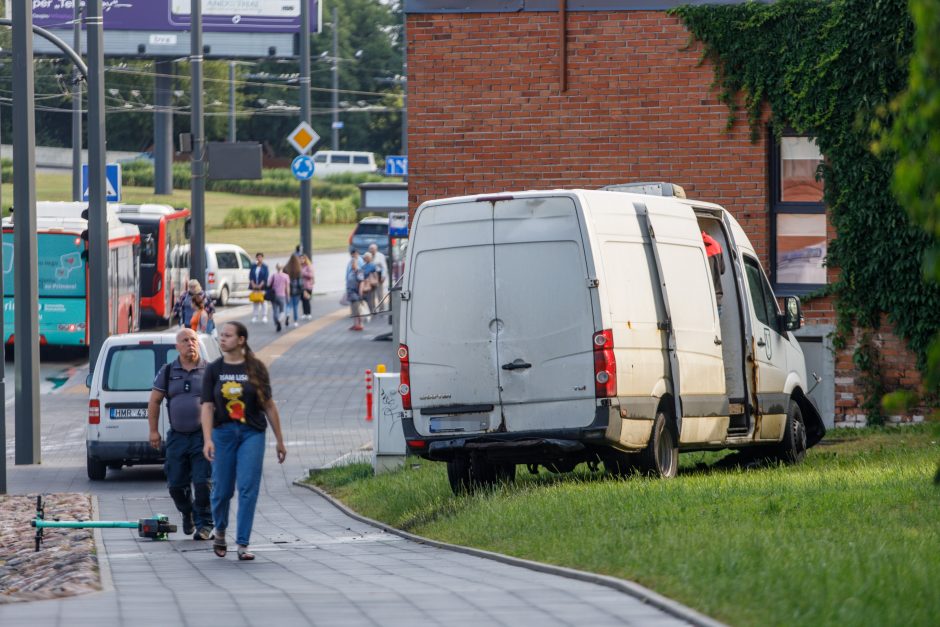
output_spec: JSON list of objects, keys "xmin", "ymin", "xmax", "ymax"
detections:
[
  {"xmin": 289, "ymin": 294, "xmax": 301, "ymax": 320},
  {"xmin": 210, "ymin": 422, "xmax": 265, "ymax": 547}
]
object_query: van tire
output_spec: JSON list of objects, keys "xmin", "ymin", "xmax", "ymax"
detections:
[
  {"xmin": 638, "ymin": 409, "xmax": 679, "ymax": 478},
  {"xmin": 87, "ymin": 454, "xmax": 107, "ymax": 481},
  {"xmin": 447, "ymin": 455, "xmax": 472, "ymax": 495},
  {"xmin": 447, "ymin": 455, "xmax": 515, "ymax": 495},
  {"xmin": 774, "ymin": 400, "xmax": 807, "ymax": 464},
  {"xmin": 219, "ymin": 285, "xmax": 230, "ymax": 307}
]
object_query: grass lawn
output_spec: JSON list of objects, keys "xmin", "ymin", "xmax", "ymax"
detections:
[
  {"xmin": 3, "ymin": 171, "xmax": 354, "ymax": 254},
  {"xmin": 308, "ymin": 425, "xmax": 940, "ymax": 627}
]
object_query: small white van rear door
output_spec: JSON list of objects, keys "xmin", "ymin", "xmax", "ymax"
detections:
[
  {"xmin": 493, "ymin": 196, "xmax": 597, "ymax": 432},
  {"xmin": 406, "ymin": 201, "xmax": 500, "ymax": 434}
]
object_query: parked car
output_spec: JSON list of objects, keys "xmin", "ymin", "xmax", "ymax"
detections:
[
  {"xmin": 349, "ymin": 216, "xmax": 390, "ymax": 256},
  {"xmin": 205, "ymin": 243, "xmax": 253, "ymax": 306},
  {"xmin": 312, "ymin": 150, "xmax": 377, "ymax": 177},
  {"xmin": 398, "ymin": 183, "xmax": 826, "ymax": 494},
  {"xmin": 85, "ymin": 331, "xmax": 221, "ymax": 480}
]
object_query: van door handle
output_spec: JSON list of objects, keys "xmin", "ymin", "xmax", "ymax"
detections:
[
  {"xmin": 714, "ymin": 337, "xmax": 722, "ymax": 345},
  {"xmin": 757, "ymin": 339, "xmax": 766, "ymax": 347},
  {"xmin": 502, "ymin": 359, "xmax": 532, "ymax": 371}
]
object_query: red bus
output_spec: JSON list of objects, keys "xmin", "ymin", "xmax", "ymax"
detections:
[
  {"xmin": 116, "ymin": 204, "xmax": 190, "ymax": 324},
  {"xmin": 2, "ymin": 202, "xmax": 141, "ymax": 346}
]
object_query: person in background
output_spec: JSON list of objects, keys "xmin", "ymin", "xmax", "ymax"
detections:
[
  {"xmin": 284, "ymin": 254, "xmax": 303, "ymax": 327},
  {"xmin": 201, "ymin": 321, "xmax": 286, "ymax": 561},
  {"xmin": 346, "ymin": 249, "xmax": 364, "ymax": 331},
  {"xmin": 175, "ymin": 279, "xmax": 215, "ymax": 328},
  {"xmin": 359, "ymin": 252, "xmax": 378, "ymax": 314},
  {"xmin": 249, "ymin": 252, "xmax": 270, "ymax": 324},
  {"xmin": 189, "ymin": 293, "xmax": 209, "ymax": 333},
  {"xmin": 269, "ymin": 263, "xmax": 290, "ymax": 333},
  {"xmin": 148, "ymin": 328, "xmax": 213, "ymax": 541},
  {"xmin": 300, "ymin": 255, "xmax": 315, "ymax": 320},
  {"xmin": 368, "ymin": 243, "xmax": 387, "ymax": 311}
]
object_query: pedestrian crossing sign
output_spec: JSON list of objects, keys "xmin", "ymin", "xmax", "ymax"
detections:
[
  {"xmin": 287, "ymin": 121, "xmax": 320, "ymax": 155},
  {"xmin": 81, "ymin": 163, "xmax": 122, "ymax": 202}
]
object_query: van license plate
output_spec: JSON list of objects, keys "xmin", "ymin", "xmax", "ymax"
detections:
[
  {"xmin": 110, "ymin": 407, "xmax": 148, "ymax": 419},
  {"xmin": 428, "ymin": 417, "xmax": 487, "ymax": 433}
]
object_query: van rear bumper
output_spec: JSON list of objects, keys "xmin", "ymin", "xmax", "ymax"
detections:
[
  {"xmin": 87, "ymin": 440, "xmax": 165, "ymax": 465},
  {"xmin": 403, "ymin": 404, "xmax": 615, "ymax": 463}
]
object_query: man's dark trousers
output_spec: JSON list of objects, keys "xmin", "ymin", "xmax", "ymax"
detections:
[{"xmin": 165, "ymin": 429, "xmax": 212, "ymax": 530}]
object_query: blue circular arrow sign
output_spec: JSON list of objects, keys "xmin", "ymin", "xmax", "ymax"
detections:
[{"xmin": 291, "ymin": 155, "xmax": 315, "ymax": 181}]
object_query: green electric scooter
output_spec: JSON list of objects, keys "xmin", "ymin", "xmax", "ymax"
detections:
[{"xmin": 30, "ymin": 495, "xmax": 177, "ymax": 551}]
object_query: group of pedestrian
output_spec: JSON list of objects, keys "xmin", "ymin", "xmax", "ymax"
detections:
[
  {"xmin": 148, "ymin": 324, "xmax": 287, "ymax": 562},
  {"xmin": 174, "ymin": 279, "xmax": 216, "ymax": 334},
  {"xmin": 344, "ymin": 243, "xmax": 387, "ymax": 332},
  {"xmin": 249, "ymin": 249, "xmax": 315, "ymax": 333}
]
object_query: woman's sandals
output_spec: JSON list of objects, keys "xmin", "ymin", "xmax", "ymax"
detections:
[
  {"xmin": 237, "ymin": 545, "xmax": 255, "ymax": 561},
  {"xmin": 212, "ymin": 532, "xmax": 227, "ymax": 558}
]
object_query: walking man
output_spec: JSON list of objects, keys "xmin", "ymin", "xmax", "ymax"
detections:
[{"xmin": 148, "ymin": 328, "xmax": 213, "ymax": 540}]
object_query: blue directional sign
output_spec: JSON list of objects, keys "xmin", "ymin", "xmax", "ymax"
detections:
[
  {"xmin": 81, "ymin": 163, "xmax": 122, "ymax": 202},
  {"xmin": 385, "ymin": 155, "xmax": 408, "ymax": 177},
  {"xmin": 291, "ymin": 155, "xmax": 315, "ymax": 181}
]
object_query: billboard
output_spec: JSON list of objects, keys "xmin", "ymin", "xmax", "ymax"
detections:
[{"xmin": 18, "ymin": 0, "xmax": 320, "ymax": 34}]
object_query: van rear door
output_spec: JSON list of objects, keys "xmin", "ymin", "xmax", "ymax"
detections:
[
  {"xmin": 406, "ymin": 201, "xmax": 501, "ymax": 435},
  {"xmin": 493, "ymin": 196, "xmax": 597, "ymax": 432}
]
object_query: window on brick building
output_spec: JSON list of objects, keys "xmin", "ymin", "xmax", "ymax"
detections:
[{"xmin": 770, "ymin": 134, "xmax": 827, "ymax": 293}]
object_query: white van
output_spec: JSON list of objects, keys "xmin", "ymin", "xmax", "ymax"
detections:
[
  {"xmin": 85, "ymin": 331, "xmax": 221, "ymax": 480},
  {"xmin": 398, "ymin": 184, "xmax": 825, "ymax": 493},
  {"xmin": 312, "ymin": 150, "xmax": 376, "ymax": 177},
  {"xmin": 205, "ymin": 243, "xmax": 253, "ymax": 305}
]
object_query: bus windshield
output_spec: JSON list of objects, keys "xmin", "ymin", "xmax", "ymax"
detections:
[{"xmin": 2, "ymin": 232, "xmax": 86, "ymax": 298}]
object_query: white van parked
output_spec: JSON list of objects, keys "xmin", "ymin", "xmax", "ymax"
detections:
[
  {"xmin": 398, "ymin": 183, "xmax": 825, "ymax": 494},
  {"xmin": 311, "ymin": 150, "xmax": 376, "ymax": 177},
  {"xmin": 85, "ymin": 331, "xmax": 221, "ymax": 480}
]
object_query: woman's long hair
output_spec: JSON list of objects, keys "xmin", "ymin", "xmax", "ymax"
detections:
[
  {"xmin": 285, "ymin": 254, "xmax": 302, "ymax": 280},
  {"xmin": 226, "ymin": 321, "xmax": 271, "ymax": 404}
]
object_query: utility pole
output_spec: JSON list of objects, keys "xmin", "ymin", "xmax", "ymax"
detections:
[
  {"xmin": 331, "ymin": 4, "xmax": 339, "ymax": 150},
  {"xmin": 300, "ymin": 0, "xmax": 312, "ymax": 257},
  {"xmin": 228, "ymin": 61, "xmax": 236, "ymax": 142},
  {"xmin": 87, "ymin": 0, "xmax": 108, "ymax": 370},
  {"xmin": 12, "ymin": 0, "xmax": 40, "ymax": 465},
  {"xmin": 71, "ymin": 0, "xmax": 83, "ymax": 201},
  {"xmin": 153, "ymin": 60, "xmax": 174, "ymax": 194},
  {"xmin": 190, "ymin": 0, "xmax": 206, "ymax": 287}
]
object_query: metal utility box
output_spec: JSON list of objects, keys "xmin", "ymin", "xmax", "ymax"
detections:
[{"xmin": 373, "ymin": 373, "xmax": 406, "ymax": 474}]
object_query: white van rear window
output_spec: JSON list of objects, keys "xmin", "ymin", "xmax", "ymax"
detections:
[
  {"xmin": 332, "ymin": 154, "xmax": 351, "ymax": 164},
  {"xmin": 353, "ymin": 155, "xmax": 371, "ymax": 165}
]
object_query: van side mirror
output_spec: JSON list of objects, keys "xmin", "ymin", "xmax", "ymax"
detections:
[
  {"xmin": 782, "ymin": 296, "xmax": 803, "ymax": 331},
  {"xmin": 85, "ymin": 373, "xmax": 93, "ymax": 388}
]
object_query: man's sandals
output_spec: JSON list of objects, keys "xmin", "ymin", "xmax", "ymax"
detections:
[{"xmin": 237, "ymin": 546, "xmax": 255, "ymax": 561}]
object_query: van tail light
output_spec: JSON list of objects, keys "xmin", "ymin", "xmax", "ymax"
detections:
[
  {"xmin": 88, "ymin": 399, "xmax": 101, "ymax": 424},
  {"xmin": 593, "ymin": 329, "xmax": 617, "ymax": 398},
  {"xmin": 207, "ymin": 272, "xmax": 215, "ymax": 285},
  {"xmin": 398, "ymin": 344, "xmax": 412, "ymax": 410},
  {"xmin": 407, "ymin": 439, "xmax": 426, "ymax": 450}
]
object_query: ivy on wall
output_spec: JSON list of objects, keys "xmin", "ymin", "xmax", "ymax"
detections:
[{"xmin": 671, "ymin": 0, "xmax": 940, "ymax": 422}]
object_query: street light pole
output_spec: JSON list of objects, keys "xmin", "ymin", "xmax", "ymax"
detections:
[
  {"xmin": 71, "ymin": 0, "xmax": 83, "ymax": 201},
  {"xmin": 190, "ymin": 0, "xmax": 206, "ymax": 287},
  {"xmin": 299, "ymin": 0, "xmax": 312, "ymax": 257},
  {"xmin": 331, "ymin": 4, "xmax": 339, "ymax": 150}
]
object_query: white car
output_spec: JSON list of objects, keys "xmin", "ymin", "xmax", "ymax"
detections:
[
  {"xmin": 85, "ymin": 331, "xmax": 221, "ymax": 480},
  {"xmin": 205, "ymin": 243, "xmax": 254, "ymax": 306}
]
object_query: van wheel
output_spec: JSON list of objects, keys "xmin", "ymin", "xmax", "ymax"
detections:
[
  {"xmin": 87, "ymin": 455, "xmax": 107, "ymax": 481},
  {"xmin": 219, "ymin": 285, "xmax": 230, "ymax": 307},
  {"xmin": 638, "ymin": 409, "xmax": 679, "ymax": 478},
  {"xmin": 446, "ymin": 455, "xmax": 515, "ymax": 495},
  {"xmin": 446, "ymin": 455, "xmax": 472, "ymax": 495},
  {"xmin": 774, "ymin": 400, "xmax": 807, "ymax": 464}
]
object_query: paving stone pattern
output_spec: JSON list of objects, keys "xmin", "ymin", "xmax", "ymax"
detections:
[{"xmin": 1, "ymin": 298, "xmax": 692, "ymax": 626}]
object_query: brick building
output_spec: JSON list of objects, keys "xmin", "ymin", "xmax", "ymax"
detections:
[{"xmin": 402, "ymin": 1, "xmax": 924, "ymax": 428}]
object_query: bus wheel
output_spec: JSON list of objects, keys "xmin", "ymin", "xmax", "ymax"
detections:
[
  {"xmin": 87, "ymin": 454, "xmax": 107, "ymax": 481},
  {"xmin": 774, "ymin": 400, "xmax": 807, "ymax": 464},
  {"xmin": 219, "ymin": 285, "xmax": 230, "ymax": 307},
  {"xmin": 638, "ymin": 408, "xmax": 678, "ymax": 478}
]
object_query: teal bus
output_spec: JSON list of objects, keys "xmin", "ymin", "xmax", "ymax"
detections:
[{"xmin": 2, "ymin": 202, "xmax": 141, "ymax": 347}]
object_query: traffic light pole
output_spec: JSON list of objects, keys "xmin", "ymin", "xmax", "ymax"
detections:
[
  {"xmin": 299, "ymin": 0, "xmax": 312, "ymax": 257},
  {"xmin": 86, "ymin": 0, "xmax": 109, "ymax": 371},
  {"xmin": 12, "ymin": 0, "xmax": 41, "ymax": 465},
  {"xmin": 189, "ymin": 0, "xmax": 206, "ymax": 288}
]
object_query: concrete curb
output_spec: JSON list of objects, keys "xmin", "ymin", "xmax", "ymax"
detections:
[
  {"xmin": 294, "ymin": 480, "xmax": 726, "ymax": 627},
  {"xmin": 90, "ymin": 495, "xmax": 114, "ymax": 594}
]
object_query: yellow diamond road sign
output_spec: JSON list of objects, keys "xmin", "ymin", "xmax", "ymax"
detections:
[{"xmin": 287, "ymin": 121, "xmax": 320, "ymax": 155}]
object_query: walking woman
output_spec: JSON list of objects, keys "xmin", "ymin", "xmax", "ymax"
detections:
[
  {"xmin": 201, "ymin": 321, "xmax": 287, "ymax": 561},
  {"xmin": 189, "ymin": 293, "xmax": 209, "ymax": 333},
  {"xmin": 300, "ymin": 254, "xmax": 314, "ymax": 320},
  {"xmin": 269, "ymin": 263, "xmax": 290, "ymax": 332},
  {"xmin": 285, "ymin": 254, "xmax": 303, "ymax": 327}
]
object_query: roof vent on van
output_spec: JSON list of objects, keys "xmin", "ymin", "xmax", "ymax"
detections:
[{"xmin": 602, "ymin": 182, "xmax": 687, "ymax": 199}]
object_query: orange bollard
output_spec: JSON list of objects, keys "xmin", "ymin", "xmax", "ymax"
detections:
[{"xmin": 365, "ymin": 369, "xmax": 373, "ymax": 421}]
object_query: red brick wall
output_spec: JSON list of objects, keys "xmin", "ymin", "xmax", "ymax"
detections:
[{"xmin": 406, "ymin": 10, "xmax": 924, "ymax": 425}]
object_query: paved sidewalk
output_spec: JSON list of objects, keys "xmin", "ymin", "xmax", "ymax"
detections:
[{"xmin": 1, "ymin": 295, "xmax": 699, "ymax": 626}]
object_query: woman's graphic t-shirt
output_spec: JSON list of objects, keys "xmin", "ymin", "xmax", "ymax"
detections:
[{"xmin": 201, "ymin": 359, "xmax": 271, "ymax": 431}]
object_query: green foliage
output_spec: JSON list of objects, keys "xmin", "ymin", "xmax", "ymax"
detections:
[
  {"xmin": 672, "ymin": 0, "xmax": 940, "ymax": 420},
  {"xmin": 220, "ymin": 196, "xmax": 358, "ymax": 229},
  {"xmin": 309, "ymin": 427, "xmax": 940, "ymax": 626}
]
